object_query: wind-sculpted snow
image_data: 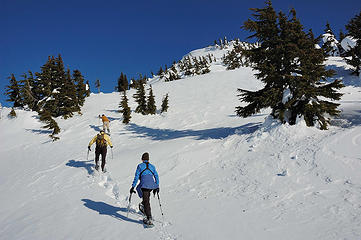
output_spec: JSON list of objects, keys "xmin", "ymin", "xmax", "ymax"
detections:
[{"xmin": 1, "ymin": 57, "xmax": 361, "ymax": 239}]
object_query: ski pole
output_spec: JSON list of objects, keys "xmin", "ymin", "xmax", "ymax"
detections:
[
  {"xmin": 157, "ymin": 192, "xmax": 165, "ymax": 222},
  {"xmin": 127, "ymin": 193, "xmax": 133, "ymax": 218}
]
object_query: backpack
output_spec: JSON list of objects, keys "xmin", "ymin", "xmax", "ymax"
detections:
[
  {"xmin": 140, "ymin": 162, "xmax": 155, "ymax": 179},
  {"xmin": 96, "ymin": 134, "xmax": 107, "ymax": 147}
]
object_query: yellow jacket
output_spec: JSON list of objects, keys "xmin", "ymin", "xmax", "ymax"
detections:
[{"xmin": 88, "ymin": 133, "xmax": 113, "ymax": 147}]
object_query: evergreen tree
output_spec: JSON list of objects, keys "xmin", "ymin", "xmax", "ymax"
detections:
[
  {"xmin": 119, "ymin": 90, "xmax": 131, "ymax": 124},
  {"xmin": 146, "ymin": 85, "xmax": 156, "ymax": 114},
  {"xmin": 116, "ymin": 72, "xmax": 128, "ymax": 92},
  {"xmin": 5, "ymin": 74, "xmax": 23, "ymax": 108},
  {"xmin": 35, "ymin": 56, "xmax": 56, "ymax": 101},
  {"xmin": 321, "ymin": 22, "xmax": 340, "ymax": 57},
  {"xmin": 58, "ymin": 69, "xmax": 79, "ymax": 118},
  {"xmin": 236, "ymin": 1, "xmax": 343, "ymax": 129},
  {"xmin": 157, "ymin": 66, "xmax": 164, "ymax": 77},
  {"xmin": 8, "ymin": 108, "xmax": 17, "ymax": 118},
  {"xmin": 345, "ymin": 11, "xmax": 361, "ymax": 75},
  {"xmin": 39, "ymin": 109, "xmax": 60, "ymax": 141},
  {"xmin": 133, "ymin": 83, "xmax": 147, "ymax": 115},
  {"xmin": 160, "ymin": 93, "xmax": 169, "ymax": 113},
  {"xmin": 73, "ymin": 69, "xmax": 87, "ymax": 107},
  {"xmin": 19, "ymin": 72, "xmax": 36, "ymax": 110},
  {"xmin": 95, "ymin": 79, "xmax": 101, "ymax": 93}
]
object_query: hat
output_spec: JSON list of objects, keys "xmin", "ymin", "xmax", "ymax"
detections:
[
  {"xmin": 141, "ymin": 152, "xmax": 149, "ymax": 161},
  {"xmin": 100, "ymin": 130, "xmax": 105, "ymax": 133}
]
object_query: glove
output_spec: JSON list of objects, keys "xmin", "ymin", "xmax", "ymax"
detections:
[
  {"xmin": 130, "ymin": 187, "xmax": 136, "ymax": 194},
  {"xmin": 110, "ymin": 146, "xmax": 113, "ymax": 148},
  {"xmin": 153, "ymin": 188, "xmax": 159, "ymax": 196},
  {"xmin": 88, "ymin": 146, "xmax": 91, "ymax": 151}
]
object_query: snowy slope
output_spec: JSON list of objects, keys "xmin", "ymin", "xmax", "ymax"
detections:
[{"xmin": 1, "ymin": 52, "xmax": 361, "ymax": 240}]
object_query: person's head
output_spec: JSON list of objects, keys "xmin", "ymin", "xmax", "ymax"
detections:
[
  {"xmin": 100, "ymin": 130, "xmax": 105, "ymax": 135},
  {"xmin": 102, "ymin": 114, "xmax": 105, "ymax": 116},
  {"xmin": 141, "ymin": 152, "xmax": 149, "ymax": 162}
]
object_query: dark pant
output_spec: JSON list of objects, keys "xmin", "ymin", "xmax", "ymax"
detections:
[
  {"xmin": 141, "ymin": 188, "xmax": 152, "ymax": 219},
  {"xmin": 95, "ymin": 146, "xmax": 107, "ymax": 171}
]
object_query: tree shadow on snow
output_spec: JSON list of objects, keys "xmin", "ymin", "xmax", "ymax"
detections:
[
  {"xmin": 326, "ymin": 64, "xmax": 360, "ymax": 87},
  {"xmin": 89, "ymin": 124, "xmax": 102, "ymax": 132},
  {"xmin": 81, "ymin": 199, "xmax": 142, "ymax": 225},
  {"xmin": 125, "ymin": 122, "xmax": 261, "ymax": 141},
  {"xmin": 107, "ymin": 116, "xmax": 121, "ymax": 121},
  {"xmin": 66, "ymin": 160, "xmax": 94, "ymax": 175},
  {"xmin": 105, "ymin": 109, "xmax": 120, "ymax": 113},
  {"xmin": 332, "ymin": 110, "xmax": 361, "ymax": 128},
  {"xmin": 26, "ymin": 129, "xmax": 53, "ymax": 134}
]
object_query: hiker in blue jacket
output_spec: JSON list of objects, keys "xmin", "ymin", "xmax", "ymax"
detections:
[{"xmin": 130, "ymin": 152, "xmax": 159, "ymax": 225}]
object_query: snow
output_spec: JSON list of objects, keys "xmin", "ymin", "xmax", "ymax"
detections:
[
  {"xmin": 1, "ymin": 52, "xmax": 361, "ymax": 240},
  {"xmin": 341, "ymin": 36, "xmax": 357, "ymax": 52},
  {"xmin": 321, "ymin": 33, "xmax": 340, "ymax": 56}
]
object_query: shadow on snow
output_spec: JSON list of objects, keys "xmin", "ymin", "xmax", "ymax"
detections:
[
  {"xmin": 66, "ymin": 159, "xmax": 94, "ymax": 175},
  {"xmin": 326, "ymin": 63, "xmax": 360, "ymax": 87},
  {"xmin": 81, "ymin": 199, "xmax": 142, "ymax": 225},
  {"xmin": 125, "ymin": 122, "xmax": 261, "ymax": 141},
  {"xmin": 89, "ymin": 124, "xmax": 102, "ymax": 132},
  {"xmin": 332, "ymin": 109, "xmax": 361, "ymax": 128},
  {"xmin": 26, "ymin": 128, "xmax": 53, "ymax": 134}
]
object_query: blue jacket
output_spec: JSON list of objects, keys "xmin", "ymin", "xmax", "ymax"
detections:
[{"xmin": 132, "ymin": 161, "xmax": 159, "ymax": 190}]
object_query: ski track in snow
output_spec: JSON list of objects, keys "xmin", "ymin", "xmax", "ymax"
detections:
[{"xmin": 87, "ymin": 166, "xmax": 178, "ymax": 240}]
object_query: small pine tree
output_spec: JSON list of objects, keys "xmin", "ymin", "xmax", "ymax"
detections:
[
  {"xmin": 160, "ymin": 93, "xmax": 169, "ymax": 113},
  {"xmin": 146, "ymin": 85, "xmax": 156, "ymax": 114},
  {"xmin": 8, "ymin": 108, "xmax": 17, "ymax": 118},
  {"xmin": 95, "ymin": 79, "xmax": 101, "ymax": 93},
  {"xmin": 5, "ymin": 74, "xmax": 23, "ymax": 108},
  {"xmin": 119, "ymin": 90, "xmax": 131, "ymax": 124},
  {"xmin": 133, "ymin": 83, "xmax": 147, "ymax": 115}
]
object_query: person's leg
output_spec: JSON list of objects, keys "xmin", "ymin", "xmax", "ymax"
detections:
[
  {"xmin": 100, "ymin": 147, "xmax": 107, "ymax": 171},
  {"xmin": 102, "ymin": 121, "xmax": 106, "ymax": 131},
  {"xmin": 141, "ymin": 188, "xmax": 152, "ymax": 219},
  {"xmin": 95, "ymin": 147, "xmax": 100, "ymax": 170},
  {"xmin": 105, "ymin": 121, "xmax": 110, "ymax": 133}
]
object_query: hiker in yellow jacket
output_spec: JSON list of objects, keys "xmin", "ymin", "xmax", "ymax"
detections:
[
  {"xmin": 99, "ymin": 114, "xmax": 110, "ymax": 133},
  {"xmin": 88, "ymin": 130, "xmax": 113, "ymax": 172}
]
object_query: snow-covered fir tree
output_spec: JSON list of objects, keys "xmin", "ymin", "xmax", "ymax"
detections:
[
  {"xmin": 236, "ymin": 1, "xmax": 343, "ymax": 130},
  {"xmin": 321, "ymin": 22, "xmax": 340, "ymax": 57}
]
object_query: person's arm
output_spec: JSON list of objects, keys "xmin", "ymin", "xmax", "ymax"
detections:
[
  {"xmin": 88, "ymin": 135, "xmax": 97, "ymax": 147},
  {"xmin": 132, "ymin": 165, "xmax": 142, "ymax": 187},
  {"xmin": 104, "ymin": 135, "xmax": 113, "ymax": 147},
  {"xmin": 154, "ymin": 167, "xmax": 159, "ymax": 186}
]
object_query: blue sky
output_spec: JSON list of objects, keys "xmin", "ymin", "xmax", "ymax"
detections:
[{"xmin": 1, "ymin": 0, "xmax": 360, "ymax": 107}]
